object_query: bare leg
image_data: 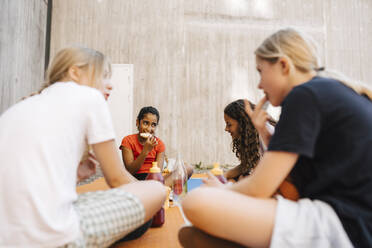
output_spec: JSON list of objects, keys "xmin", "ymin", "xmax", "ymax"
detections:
[
  {"xmin": 181, "ymin": 187, "xmax": 277, "ymax": 248},
  {"xmin": 118, "ymin": 180, "xmax": 166, "ymax": 221}
]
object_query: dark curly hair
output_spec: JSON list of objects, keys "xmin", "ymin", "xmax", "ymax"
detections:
[
  {"xmin": 137, "ymin": 106, "xmax": 160, "ymax": 124},
  {"xmin": 224, "ymin": 99, "xmax": 274, "ymax": 175}
]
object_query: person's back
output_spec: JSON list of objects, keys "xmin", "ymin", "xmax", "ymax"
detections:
[
  {"xmin": 273, "ymin": 76, "xmax": 372, "ymax": 245},
  {"xmin": 0, "ymin": 82, "xmax": 110, "ymax": 246}
]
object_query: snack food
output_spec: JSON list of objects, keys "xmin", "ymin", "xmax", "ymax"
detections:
[{"xmin": 140, "ymin": 133, "xmax": 151, "ymax": 138}]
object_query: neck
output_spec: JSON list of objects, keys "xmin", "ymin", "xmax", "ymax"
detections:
[
  {"xmin": 59, "ymin": 76, "xmax": 75, "ymax": 83},
  {"xmin": 280, "ymin": 70, "xmax": 316, "ymax": 103},
  {"xmin": 289, "ymin": 70, "xmax": 317, "ymax": 88}
]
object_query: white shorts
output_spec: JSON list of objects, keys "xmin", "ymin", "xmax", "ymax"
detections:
[
  {"xmin": 60, "ymin": 188, "xmax": 145, "ymax": 248},
  {"xmin": 270, "ymin": 196, "xmax": 354, "ymax": 248}
]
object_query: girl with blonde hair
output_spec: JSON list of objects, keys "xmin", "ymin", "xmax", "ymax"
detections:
[
  {"xmin": 180, "ymin": 28, "xmax": 372, "ymax": 248},
  {"xmin": 0, "ymin": 46, "xmax": 165, "ymax": 247}
]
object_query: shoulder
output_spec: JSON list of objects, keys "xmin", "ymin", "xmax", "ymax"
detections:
[
  {"xmin": 120, "ymin": 134, "xmax": 139, "ymax": 150},
  {"xmin": 123, "ymin": 134, "xmax": 138, "ymax": 143},
  {"xmin": 296, "ymin": 77, "xmax": 347, "ymax": 98},
  {"xmin": 47, "ymin": 82, "xmax": 102, "ymax": 97},
  {"xmin": 72, "ymin": 83, "xmax": 105, "ymax": 103},
  {"xmin": 284, "ymin": 77, "xmax": 343, "ymax": 106},
  {"xmin": 155, "ymin": 137, "xmax": 165, "ymax": 151},
  {"xmin": 46, "ymin": 82, "xmax": 106, "ymax": 109},
  {"xmin": 155, "ymin": 136, "xmax": 164, "ymax": 144},
  {"xmin": 304, "ymin": 76, "xmax": 343, "ymax": 90}
]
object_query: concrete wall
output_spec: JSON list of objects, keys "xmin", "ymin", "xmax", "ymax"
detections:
[
  {"xmin": 0, "ymin": 0, "xmax": 48, "ymax": 114},
  {"xmin": 49, "ymin": 0, "xmax": 372, "ymax": 165}
]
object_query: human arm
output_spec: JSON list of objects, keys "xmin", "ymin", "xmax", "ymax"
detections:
[
  {"xmin": 227, "ymin": 151, "xmax": 298, "ymax": 197},
  {"xmin": 224, "ymin": 165, "xmax": 242, "ymax": 181},
  {"xmin": 92, "ymin": 139, "xmax": 137, "ymax": 188},
  {"xmin": 202, "ymin": 151, "xmax": 298, "ymax": 198},
  {"xmin": 155, "ymin": 151, "xmax": 165, "ymax": 170},
  {"xmin": 121, "ymin": 136, "xmax": 158, "ymax": 174}
]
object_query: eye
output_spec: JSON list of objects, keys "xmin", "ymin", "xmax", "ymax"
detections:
[
  {"xmin": 151, "ymin": 123, "xmax": 157, "ymax": 127},
  {"xmin": 143, "ymin": 121, "xmax": 149, "ymax": 125}
]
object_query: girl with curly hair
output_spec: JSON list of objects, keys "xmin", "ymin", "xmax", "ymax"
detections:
[{"xmin": 223, "ymin": 99, "xmax": 275, "ymax": 181}]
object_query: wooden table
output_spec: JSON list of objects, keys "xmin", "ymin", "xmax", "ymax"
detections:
[{"xmin": 76, "ymin": 178, "xmax": 185, "ymax": 248}]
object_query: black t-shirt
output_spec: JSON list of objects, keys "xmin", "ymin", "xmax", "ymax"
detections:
[{"xmin": 268, "ymin": 77, "xmax": 372, "ymax": 247}]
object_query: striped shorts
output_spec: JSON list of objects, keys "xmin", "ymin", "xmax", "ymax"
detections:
[{"xmin": 60, "ymin": 188, "xmax": 145, "ymax": 248}]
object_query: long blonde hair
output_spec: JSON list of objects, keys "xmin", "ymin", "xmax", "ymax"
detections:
[
  {"xmin": 255, "ymin": 28, "xmax": 372, "ymax": 100},
  {"xmin": 41, "ymin": 46, "xmax": 111, "ymax": 92}
]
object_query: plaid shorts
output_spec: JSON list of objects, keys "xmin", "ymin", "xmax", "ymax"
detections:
[
  {"xmin": 77, "ymin": 166, "xmax": 104, "ymax": 186},
  {"xmin": 60, "ymin": 188, "xmax": 145, "ymax": 248}
]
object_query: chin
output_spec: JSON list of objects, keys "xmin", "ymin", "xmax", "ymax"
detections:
[{"xmin": 268, "ymin": 97, "xmax": 279, "ymax": 107}]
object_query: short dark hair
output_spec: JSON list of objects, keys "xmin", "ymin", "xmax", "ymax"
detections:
[{"xmin": 137, "ymin": 106, "xmax": 160, "ymax": 124}]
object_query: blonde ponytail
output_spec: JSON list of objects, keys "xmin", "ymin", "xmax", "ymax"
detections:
[{"xmin": 317, "ymin": 69, "xmax": 372, "ymax": 100}]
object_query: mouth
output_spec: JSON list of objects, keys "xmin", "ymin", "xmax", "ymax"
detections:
[{"xmin": 104, "ymin": 93, "xmax": 110, "ymax": 100}]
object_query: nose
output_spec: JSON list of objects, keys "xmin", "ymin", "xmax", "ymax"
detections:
[{"xmin": 149, "ymin": 126, "xmax": 156, "ymax": 133}]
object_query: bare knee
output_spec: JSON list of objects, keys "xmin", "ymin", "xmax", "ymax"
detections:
[
  {"xmin": 181, "ymin": 187, "xmax": 214, "ymax": 226},
  {"xmin": 119, "ymin": 181, "xmax": 166, "ymax": 221}
]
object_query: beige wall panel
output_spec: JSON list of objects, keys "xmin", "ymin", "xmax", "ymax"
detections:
[
  {"xmin": 325, "ymin": 0, "xmax": 372, "ymax": 83},
  {"xmin": 51, "ymin": 0, "xmax": 185, "ymax": 158},
  {"xmin": 182, "ymin": 0, "xmax": 326, "ymax": 165},
  {"xmin": 0, "ymin": 0, "xmax": 47, "ymax": 114},
  {"xmin": 50, "ymin": 0, "xmax": 372, "ymax": 165}
]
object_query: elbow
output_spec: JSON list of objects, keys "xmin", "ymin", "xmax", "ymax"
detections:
[
  {"xmin": 247, "ymin": 186, "xmax": 275, "ymax": 199},
  {"xmin": 125, "ymin": 164, "xmax": 136, "ymax": 175},
  {"xmin": 107, "ymin": 177, "xmax": 125, "ymax": 188}
]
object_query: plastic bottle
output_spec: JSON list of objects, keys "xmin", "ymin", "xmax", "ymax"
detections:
[
  {"xmin": 145, "ymin": 162, "xmax": 165, "ymax": 227},
  {"xmin": 211, "ymin": 163, "xmax": 227, "ymax": 184}
]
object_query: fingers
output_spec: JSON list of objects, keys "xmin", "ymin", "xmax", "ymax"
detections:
[
  {"xmin": 206, "ymin": 171, "xmax": 215, "ymax": 179},
  {"xmin": 202, "ymin": 172, "xmax": 223, "ymax": 187},
  {"xmin": 245, "ymin": 96, "xmax": 270, "ymax": 132},
  {"xmin": 144, "ymin": 136, "xmax": 158, "ymax": 147},
  {"xmin": 202, "ymin": 172, "xmax": 214, "ymax": 184},
  {"xmin": 244, "ymin": 99, "xmax": 253, "ymax": 117},
  {"xmin": 87, "ymin": 157, "xmax": 98, "ymax": 170},
  {"xmin": 255, "ymin": 96, "xmax": 268, "ymax": 112},
  {"xmin": 88, "ymin": 151, "xmax": 97, "ymax": 160},
  {"xmin": 149, "ymin": 138, "xmax": 157, "ymax": 146},
  {"xmin": 149, "ymin": 136, "xmax": 158, "ymax": 146}
]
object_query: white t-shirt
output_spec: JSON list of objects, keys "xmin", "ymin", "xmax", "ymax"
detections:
[{"xmin": 0, "ymin": 82, "xmax": 115, "ymax": 247}]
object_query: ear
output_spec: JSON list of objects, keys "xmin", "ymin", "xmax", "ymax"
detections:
[
  {"xmin": 278, "ymin": 57, "xmax": 290, "ymax": 75},
  {"xmin": 136, "ymin": 119, "xmax": 139, "ymax": 128},
  {"xmin": 67, "ymin": 66, "xmax": 80, "ymax": 82}
]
